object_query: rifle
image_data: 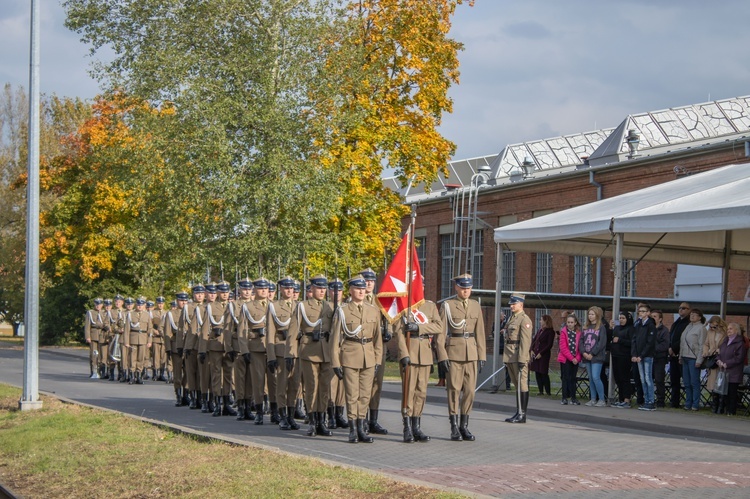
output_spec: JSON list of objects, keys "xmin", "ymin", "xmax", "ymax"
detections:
[
  {"xmin": 401, "ymin": 204, "xmax": 417, "ymax": 417},
  {"xmin": 333, "ymin": 254, "xmax": 339, "ymax": 313}
]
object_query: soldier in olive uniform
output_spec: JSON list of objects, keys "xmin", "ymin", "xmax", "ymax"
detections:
[
  {"xmin": 503, "ymin": 293, "xmax": 533, "ymax": 424},
  {"xmin": 112, "ymin": 295, "xmax": 128, "ymax": 382},
  {"xmin": 165, "ymin": 292, "xmax": 189, "ymax": 404},
  {"xmin": 326, "ymin": 279, "xmax": 348, "ymax": 429},
  {"xmin": 143, "ymin": 300, "xmax": 155, "ymax": 379},
  {"xmin": 331, "ymin": 275, "xmax": 384, "ymax": 444},
  {"xmin": 286, "ymin": 275, "xmax": 334, "ymax": 437},
  {"xmin": 149, "ymin": 297, "xmax": 168, "ymax": 381},
  {"xmin": 198, "ymin": 283, "xmax": 218, "ymax": 409},
  {"xmin": 395, "ymin": 295, "xmax": 443, "ymax": 443},
  {"xmin": 225, "ymin": 278, "xmax": 255, "ymax": 421},
  {"xmin": 361, "ymin": 268, "xmax": 392, "ymax": 435},
  {"xmin": 268, "ymin": 277, "xmax": 298, "ymax": 430},
  {"xmin": 84, "ymin": 298, "xmax": 105, "ymax": 379},
  {"xmin": 200, "ymin": 281, "xmax": 236, "ymax": 416},
  {"xmin": 181, "ymin": 284, "xmax": 206, "ymax": 408},
  {"xmin": 239, "ymin": 278, "xmax": 272, "ymax": 424},
  {"xmin": 100, "ymin": 299, "xmax": 114, "ymax": 380},
  {"xmin": 119, "ymin": 297, "xmax": 136, "ymax": 382},
  {"xmin": 291, "ymin": 280, "xmax": 306, "ymax": 421},
  {"xmin": 435, "ymin": 274, "xmax": 486, "ymax": 441},
  {"xmin": 124, "ymin": 297, "xmax": 153, "ymax": 384}
]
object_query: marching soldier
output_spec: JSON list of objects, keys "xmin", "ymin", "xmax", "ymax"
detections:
[
  {"xmin": 84, "ymin": 298, "xmax": 105, "ymax": 379},
  {"xmin": 331, "ymin": 275, "xmax": 384, "ymax": 444},
  {"xmin": 100, "ymin": 298, "xmax": 115, "ymax": 380},
  {"xmin": 112, "ymin": 295, "xmax": 128, "ymax": 382},
  {"xmin": 327, "ymin": 279, "xmax": 348, "ymax": 429},
  {"xmin": 267, "ymin": 276, "xmax": 299, "ymax": 430},
  {"xmin": 181, "ymin": 284, "xmax": 206, "ymax": 409},
  {"xmin": 165, "ymin": 291, "xmax": 189, "ymax": 405},
  {"xmin": 361, "ymin": 268, "xmax": 392, "ymax": 435},
  {"xmin": 286, "ymin": 274, "xmax": 334, "ymax": 437},
  {"xmin": 200, "ymin": 281, "xmax": 236, "ymax": 416},
  {"xmin": 436, "ymin": 274, "xmax": 486, "ymax": 441},
  {"xmin": 119, "ymin": 297, "xmax": 135, "ymax": 382},
  {"xmin": 150, "ymin": 297, "xmax": 168, "ymax": 381},
  {"xmin": 143, "ymin": 300, "xmax": 155, "ymax": 379},
  {"xmin": 239, "ymin": 278, "xmax": 272, "ymax": 425},
  {"xmin": 503, "ymin": 293, "xmax": 533, "ymax": 424},
  {"xmin": 225, "ymin": 278, "xmax": 254, "ymax": 421},
  {"xmin": 197, "ymin": 283, "xmax": 218, "ymax": 410},
  {"xmin": 124, "ymin": 296, "xmax": 153, "ymax": 384},
  {"xmin": 395, "ymin": 292, "xmax": 443, "ymax": 443}
]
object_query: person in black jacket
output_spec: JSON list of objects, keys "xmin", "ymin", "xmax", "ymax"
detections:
[
  {"xmin": 611, "ymin": 311, "xmax": 634, "ymax": 408},
  {"xmin": 651, "ymin": 310, "xmax": 670, "ymax": 408},
  {"xmin": 668, "ymin": 302, "xmax": 691, "ymax": 408},
  {"xmin": 632, "ymin": 304, "xmax": 657, "ymax": 411}
]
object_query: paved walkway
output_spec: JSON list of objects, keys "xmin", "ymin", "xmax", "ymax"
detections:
[{"xmin": 2, "ymin": 342, "xmax": 749, "ymax": 498}]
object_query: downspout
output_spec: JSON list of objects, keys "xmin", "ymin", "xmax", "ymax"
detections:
[{"xmin": 589, "ymin": 170, "xmax": 603, "ymax": 295}]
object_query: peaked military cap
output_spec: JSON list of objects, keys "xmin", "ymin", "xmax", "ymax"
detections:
[
  {"xmin": 309, "ymin": 274, "xmax": 328, "ymax": 288},
  {"xmin": 216, "ymin": 281, "xmax": 231, "ymax": 292},
  {"xmin": 328, "ymin": 278, "xmax": 344, "ymax": 291},
  {"xmin": 103, "ymin": 298, "xmax": 113, "ymax": 305},
  {"xmin": 146, "ymin": 300, "xmax": 155, "ymax": 307},
  {"xmin": 114, "ymin": 294, "xmax": 124, "ymax": 301},
  {"xmin": 278, "ymin": 276, "xmax": 295, "ymax": 288},
  {"xmin": 170, "ymin": 300, "xmax": 177, "ymax": 308},
  {"xmin": 454, "ymin": 273, "xmax": 473, "ymax": 289},
  {"xmin": 156, "ymin": 296, "xmax": 166, "ymax": 303},
  {"xmin": 176, "ymin": 291, "xmax": 189, "ymax": 300},
  {"xmin": 268, "ymin": 283, "xmax": 277, "ymax": 292},
  {"xmin": 238, "ymin": 277, "xmax": 253, "ymax": 289},
  {"xmin": 292, "ymin": 280, "xmax": 301, "ymax": 293},
  {"xmin": 508, "ymin": 293, "xmax": 525, "ymax": 304},
  {"xmin": 359, "ymin": 268, "xmax": 377, "ymax": 281},
  {"xmin": 192, "ymin": 284, "xmax": 206, "ymax": 293},
  {"xmin": 348, "ymin": 274, "xmax": 367, "ymax": 289},
  {"xmin": 124, "ymin": 297, "xmax": 135, "ymax": 305},
  {"xmin": 205, "ymin": 283, "xmax": 217, "ymax": 293},
  {"xmin": 93, "ymin": 297, "xmax": 103, "ymax": 305},
  {"xmin": 136, "ymin": 296, "xmax": 147, "ymax": 305},
  {"xmin": 253, "ymin": 277, "xmax": 271, "ymax": 289}
]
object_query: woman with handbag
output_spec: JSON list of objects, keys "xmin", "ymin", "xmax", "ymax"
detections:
[
  {"xmin": 679, "ymin": 309, "xmax": 706, "ymax": 411},
  {"xmin": 702, "ymin": 316, "xmax": 727, "ymax": 413},
  {"xmin": 717, "ymin": 323, "xmax": 748, "ymax": 416}
]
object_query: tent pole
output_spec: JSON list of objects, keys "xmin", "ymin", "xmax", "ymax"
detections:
[
  {"xmin": 609, "ymin": 233, "xmax": 623, "ymax": 402},
  {"xmin": 492, "ymin": 242, "xmax": 504, "ymax": 388},
  {"xmin": 721, "ymin": 231, "xmax": 731, "ymax": 318}
]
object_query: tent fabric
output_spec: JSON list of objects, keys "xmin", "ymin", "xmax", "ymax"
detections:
[{"xmin": 493, "ymin": 163, "xmax": 750, "ymax": 270}]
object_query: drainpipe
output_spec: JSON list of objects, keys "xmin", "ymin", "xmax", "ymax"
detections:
[{"xmin": 589, "ymin": 170, "xmax": 603, "ymax": 295}]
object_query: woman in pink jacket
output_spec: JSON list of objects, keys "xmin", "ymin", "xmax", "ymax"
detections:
[{"xmin": 558, "ymin": 314, "xmax": 582, "ymax": 405}]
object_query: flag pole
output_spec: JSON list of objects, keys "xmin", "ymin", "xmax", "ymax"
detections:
[{"xmin": 401, "ymin": 204, "xmax": 417, "ymax": 417}]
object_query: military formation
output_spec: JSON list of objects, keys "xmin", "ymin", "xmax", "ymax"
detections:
[{"xmin": 83, "ymin": 272, "xmax": 534, "ymax": 443}]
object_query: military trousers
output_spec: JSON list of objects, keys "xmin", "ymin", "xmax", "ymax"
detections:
[
  {"xmin": 99, "ymin": 341, "xmax": 109, "ymax": 369},
  {"xmin": 275, "ymin": 359, "xmax": 299, "ymax": 408},
  {"xmin": 199, "ymin": 354, "xmax": 211, "ymax": 394},
  {"xmin": 184, "ymin": 350, "xmax": 199, "ymax": 392},
  {"xmin": 330, "ymin": 375, "xmax": 345, "ymax": 407},
  {"xmin": 171, "ymin": 352, "xmax": 185, "ymax": 392},
  {"xmin": 120, "ymin": 340, "xmax": 129, "ymax": 374},
  {"xmin": 250, "ymin": 351, "xmax": 272, "ymax": 405},
  {"xmin": 505, "ymin": 361, "xmax": 529, "ymax": 393},
  {"xmin": 152, "ymin": 341, "xmax": 166, "ymax": 370},
  {"xmin": 369, "ymin": 350, "xmax": 387, "ymax": 410},
  {"xmin": 301, "ymin": 359, "xmax": 332, "ymax": 412},
  {"xmin": 402, "ymin": 363, "xmax": 431, "ymax": 417},
  {"xmin": 234, "ymin": 356, "xmax": 253, "ymax": 402},
  {"xmin": 88, "ymin": 340, "xmax": 100, "ymax": 372},
  {"xmin": 128, "ymin": 344, "xmax": 146, "ymax": 371},
  {"xmin": 208, "ymin": 351, "xmax": 233, "ymax": 396},
  {"xmin": 343, "ymin": 366, "xmax": 375, "ymax": 420},
  {"xmin": 446, "ymin": 359, "xmax": 477, "ymax": 415}
]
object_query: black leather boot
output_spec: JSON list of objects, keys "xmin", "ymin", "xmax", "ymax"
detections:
[
  {"xmin": 508, "ymin": 392, "xmax": 528, "ymax": 423},
  {"xmin": 278, "ymin": 407, "xmax": 291, "ymax": 430},
  {"xmin": 459, "ymin": 414, "xmax": 475, "ymax": 441},
  {"xmin": 212, "ymin": 396, "xmax": 222, "ymax": 417},
  {"xmin": 505, "ymin": 391, "xmax": 520, "ymax": 422},
  {"xmin": 356, "ymin": 418, "xmax": 374, "ymax": 443},
  {"xmin": 127, "ymin": 369, "xmax": 134, "ymax": 385},
  {"xmin": 411, "ymin": 417, "xmax": 430, "ymax": 442},
  {"xmin": 287, "ymin": 407, "xmax": 300, "ymax": 430},
  {"xmin": 254, "ymin": 404, "xmax": 264, "ymax": 425},
  {"xmin": 316, "ymin": 412, "xmax": 333, "ymax": 436},
  {"xmin": 402, "ymin": 417, "xmax": 415, "ymax": 443},
  {"xmin": 189, "ymin": 390, "xmax": 199, "ymax": 409},
  {"xmin": 175, "ymin": 388, "xmax": 183, "ymax": 407},
  {"xmin": 236, "ymin": 400, "xmax": 247, "ymax": 421},
  {"xmin": 135, "ymin": 371, "xmax": 142, "ymax": 384},
  {"xmin": 348, "ymin": 419, "xmax": 358, "ymax": 443},
  {"xmin": 207, "ymin": 395, "xmax": 216, "ymax": 413},
  {"xmin": 244, "ymin": 400, "xmax": 254, "ymax": 420},
  {"xmin": 109, "ymin": 368, "xmax": 116, "ymax": 381},
  {"xmin": 450, "ymin": 415, "xmax": 462, "ymax": 441},
  {"xmin": 142, "ymin": 368, "xmax": 150, "ymax": 380},
  {"xmin": 200, "ymin": 393, "xmax": 209, "ymax": 413},
  {"xmin": 368, "ymin": 409, "xmax": 388, "ymax": 435},
  {"xmin": 327, "ymin": 406, "xmax": 337, "ymax": 430},
  {"xmin": 181, "ymin": 390, "xmax": 190, "ymax": 407},
  {"xmin": 294, "ymin": 399, "xmax": 307, "ymax": 420},
  {"xmin": 306, "ymin": 411, "xmax": 317, "ymax": 436},
  {"xmin": 335, "ymin": 406, "xmax": 348, "ymax": 428},
  {"xmin": 223, "ymin": 395, "xmax": 238, "ymax": 416},
  {"xmin": 270, "ymin": 403, "xmax": 281, "ymax": 424}
]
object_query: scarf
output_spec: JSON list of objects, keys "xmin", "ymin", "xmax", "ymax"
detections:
[{"xmin": 567, "ymin": 328, "xmax": 577, "ymax": 356}]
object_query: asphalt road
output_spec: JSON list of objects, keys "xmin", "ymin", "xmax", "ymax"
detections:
[{"xmin": 1, "ymin": 343, "xmax": 749, "ymax": 498}]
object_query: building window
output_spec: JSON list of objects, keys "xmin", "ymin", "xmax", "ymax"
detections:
[
  {"xmin": 440, "ymin": 234, "xmax": 453, "ymax": 299},
  {"xmin": 574, "ymin": 256, "xmax": 594, "ymax": 295},
  {"xmin": 471, "ymin": 230, "xmax": 484, "ymax": 289},
  {"xmin": 501, "ymin": 251, "xmax": 516, "ymax": 292},
  {"xmin": 536, "ymin": 253, "xmax": 552, "ymax": 293},
  {"xmin": 621, "ymin": 259, "xmax": 637, "ymax": 297},
  {"xmin": 415, "ymin": 236, "xmax": 427, "ymax": 277}
]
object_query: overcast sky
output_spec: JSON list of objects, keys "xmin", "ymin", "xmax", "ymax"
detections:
[{"xmin": 2, "ymin": 1, "xmax": 749, "ymax": 161}]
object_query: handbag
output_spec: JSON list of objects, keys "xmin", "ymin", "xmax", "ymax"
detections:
[
  {"xmin": 713, "ymin": 368, "xmax": 728, "ymax": 396},
  {"xmin": 702, "ymin": 354, "xmax": 718, "ymax": 370}
]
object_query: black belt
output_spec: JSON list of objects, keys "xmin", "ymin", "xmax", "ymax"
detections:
[
  {"xmin": 450, "ymin": 333, "xmax": 475, "ymax": 338},
  {"xmin": 410, "ymin": 333, "xmax": 430, "ymax": 339},
  {"xmin": 276, "ymin": 330, "xmax": 288, "ymax": 340},
  {"xmin": 252, "ymin": 327, "xmax": 266, "ymax": 335},
  {"xmin": 506, "ymin": 340, "xmax": 519, "ymax": 345},
  {"xmin": 345, "ymin": 336, "xmax": 372, "ymax": 344},
  {"xmin": 303, "ymin": 331, "xmax": 329, "ymax": 337},
  {"xmin": 131, "ymin": 329, "xmax": 142, "ymax": 333}
]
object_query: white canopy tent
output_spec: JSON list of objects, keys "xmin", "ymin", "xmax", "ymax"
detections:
[{"xmin": 489, "ymin": 162, "xmax": 750, "ymax": 391}]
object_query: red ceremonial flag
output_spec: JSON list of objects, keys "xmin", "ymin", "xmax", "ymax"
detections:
[{"xmin": 376, "ymin": 229, "xmax": 424, "ymax": 323}]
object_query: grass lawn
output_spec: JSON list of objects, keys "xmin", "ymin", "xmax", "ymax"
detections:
[{"xmin": 0, "ymin": 384, "xmax": 461, "ymax": 498}]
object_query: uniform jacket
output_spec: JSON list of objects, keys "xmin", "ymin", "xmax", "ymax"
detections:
[
  {"xmin": 239, "ymin": 298, "xmax": 269, "ymax": 354},
  {"xmin": 163, "ymin": 307, "xmax": 183, "ymax": 353},
  {"xmin": 113, "ymin": 307, "xmax": 126, "ymax": 335},
  {"xmin": 124, "ymin": 310, "xmax": 152, "ymax": 346},
  {"xmin": 150, "ymin": 309, "xmax": 166, "ymax": 344},
  {"xmin": 503, "ymin": 310, "xmax": 532, "ymax": 364},
  {"xmin": 286, "ymin": 298, "xmax": 334, "ymax": 362},
  {"xmin": 436, "ymin": 298, "xmax": 486, "ymax": 363},
  {"xmin": 330, "ymin": 301, "xmax": 383, "ymax": 369},
  {"xmin": 267, "ymin": 299, "xmax": 295, "ymax": 361},
  {"xmin": 395, "ymin": 300, "xmax": 442, "ymax": 366},
  {"xmin": 84, "ymin": 308, "xmax": 103, "ymax": 343},
  {"xmin": 223, "ymin": 299, "xmax": 250, "ymax": 354},
  {"xmin": 180, "ymin": 301, "xmax": 204, "ymax": 351},
  {"xmin": 200, "ymin": 300, "xmax": 229, "ymax": 353}
]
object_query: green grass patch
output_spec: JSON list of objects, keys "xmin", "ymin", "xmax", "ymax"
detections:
[{"xmin": 0, "ymin": 384, "xmax": 461, "ymax": 498}]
